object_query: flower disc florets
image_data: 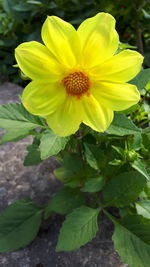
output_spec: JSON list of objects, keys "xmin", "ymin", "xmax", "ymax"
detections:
[
  {"xmin": 15, "ymin": 13, "xmax": 143, "ymax": 137},
  {"xmin": 62, "ymin": 71, "xmax": 90, "ymax": 98}
]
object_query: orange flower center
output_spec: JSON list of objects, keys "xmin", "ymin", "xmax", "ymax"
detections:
[{"xmin": 62, "ymin": 71, "xmax": 90, "ymax": 98}]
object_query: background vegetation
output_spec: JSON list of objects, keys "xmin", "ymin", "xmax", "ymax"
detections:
[{"xmin": 0, "ymin": 0, "xmax": 150, "ymax": 83}]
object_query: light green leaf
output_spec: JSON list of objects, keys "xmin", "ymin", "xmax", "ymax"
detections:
[
  {"xmin": 27, "ymin": 0, "xmax": 42, "ymax": 4},
  {"xmin": 131, "ymin": 158, "xmax": 150, "ymax": 180},
  {"xmin": 103, "ymin": 171, "xmax": 146, "ymax": 207},
  {"xmin": 136, "ymin": 200, "xmax": 150, "ymax": 219},
  {"xmin": 130, "ymin": 68, "xmax": 150, "ymax": 91},
  {"xmin": 118, "ymin": 42, "xmax": 137, "ymax": 50},
  {"xmin": 142, "ymin": 9, "xmax": 150, "ymax": 19},
  {"xmin": 0, "ymin": 198, "xmax": 43, "ymax": 252},
  {"xmin": 44, "ymin": 187, "xmax": 85, "ymax": 218},
  {"xmin": 107, "ymin": 212, "xmax": 150, "ymax": 267},
  {"xmin": 82, "ymin": 176, "xmax": 105, "ymax": 192},
  {"xmin": 56, "ymin": 206, "xmax": 100, "ymax": 251},
  {"xmin": 39, "ymin": 130, "xmax": 69, "ymax": 159},
  {"xmin": 146, "ymin": 80, "xmax": 150, "ymax": 91},
  {"xmin": 107, "ymin": 113, "xmax": 141, "ymax": 136},
  {"xmin": 0, "ymin": 103, "xmax": 45, "ymax": 144}
]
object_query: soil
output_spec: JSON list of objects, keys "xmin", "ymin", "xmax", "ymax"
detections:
[{"xmin": 0, "ymin": 82, "xmax": 128, "ymax": 267}]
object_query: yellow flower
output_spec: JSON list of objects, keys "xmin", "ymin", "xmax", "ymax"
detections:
[{"xmin": 15, "ymin": 13, "xmax": 143, "ymax": 137}]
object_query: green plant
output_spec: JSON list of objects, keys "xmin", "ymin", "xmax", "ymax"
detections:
[
  {"xmin": 0, "ymin": 5, "xmax": 150, "ymax": 267},
  {"xmin": 0, "ymin": 66, "xmax": 150, "ymax": 267}
]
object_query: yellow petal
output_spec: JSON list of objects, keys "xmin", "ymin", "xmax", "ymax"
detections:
[
  {"xmin": 82, "ymin": 95, "xmax": 113, "ymax": 132},
  {"xmin": 15, "ymin": 41, "xmax": 63, "ymax": 81},
  {"xmin": 22, "ymin": 81, "xmax": 66, "ymax": 116},
  {"xmin": 90, "ymin": 50, "xmax": 144, "ymax": 82},
  {"xmin": 92, "ymin": 81, "xmax": 140, "ymax": 111},
  {"xmin": 41, "ymin": 16, "xmax": 81, "ymax": 69},
  {"xmin": 46, "ymin": 96, "xmax": 83, "ymax": 137},
  {"xmin": 77, "ymin": 12, "xmax": 119, "ymax": 68}
]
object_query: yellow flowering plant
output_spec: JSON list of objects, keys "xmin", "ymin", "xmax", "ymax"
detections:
[
  {"xmin": 0, "ymin": 12, "xmax": 150, "ymax": 267},
  {"xmin": 15, "ymin": 13, "xmax": 143, "ymax": 137}
]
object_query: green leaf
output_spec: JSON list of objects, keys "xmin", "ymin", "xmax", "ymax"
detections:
[
  {"xmin": 84, "ymin": 143, "xmax": 106, "ymax": 170},
  {"xmin": 0, "ymin": 198, "xmax": 43, "ymax": 252},
  {"xmin": 54, "ymin": 167, "xmax": 81, "ymax": 188},
  {"xmin": 119, "ymin": 104, "xmax": 139, "ymax": 115},
  {"xmin": 84, "ymin": 143, "xmax": 99, "ymax": 170},
  {"xmin": 107, "ymin": 113, "xmax": 141, "ymax": 136},
  {"xmin": 0, "ymin": 103, "xmax": 45, "ymax": 144},
  {"xmin": 146, "ymin": 80, "xmax": 150, "ymax": 91},
  {"xmin": 112, "ymin": 145, "xmax": 124, "ymax": 157},
  {"xmin": 56, "ymin": 206, "xmax": 100, "ymax": 251},
  {"xmin": 103, "ymin": 171, "xmax": 146, "ymax": 207},
  {"xmin": 13, "ymin": 3, "xmax": 35, "ymax": 11},
  {"xmin": 44, "ymin": 187, "xmax": 85, "ymax": 218},
  {"xmin": 24, "ymin": 137, "xmax": 42, "ymax": 166},
  {"xmin": 131, "ymin": 133, "xmax": 142, "ymax": 150},
  {"xmin": 142, "ymin": 9, "xmax": 150, "ymax": 19},
  {"xmin": 131, "ymin": 158, "xmax": 150, "ymax": 180},
  {"xmin": 82, "ymin": 176, "xmax": 105, "ymax": 192},
  {"xmin": 136, "ymin": 200, "xmax": 150, "ymax": 219},
  {"xmin": 54, "ymin": 153, "xmax": 83, "ymax": 188},
  {"xmin": 144, "ymin": 184, "xmax": 150, "ymax": 199},
  {"xmin": 27, "ymin": 0, "xmax": 42, "ymax": 4},
  {"xmin": 130, "ymin": 68, "xmax": 150, "ymax": 91},
  {"xmin": 107, "ymin": 212, "xmax": 150, "ymax": 267},
  {"xmin": 2, "ymin": 0, "xmax": 12, "ymax": 13},
  {"xmin": 39, "ymin": 130, "xmax": 69, "ymax": 159}
]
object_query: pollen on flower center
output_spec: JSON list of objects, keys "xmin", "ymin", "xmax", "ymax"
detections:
[{"xmin": 62, "ymin": 71, "xmax": 90, "ymax": 97}]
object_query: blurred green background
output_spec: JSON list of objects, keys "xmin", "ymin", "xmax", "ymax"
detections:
[{"xmin": 0, "ymin": 0, "xmax": 150, "ymax": 84}]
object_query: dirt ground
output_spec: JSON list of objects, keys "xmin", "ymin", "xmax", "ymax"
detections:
[{"xmin": 0, "ymin": 83, "xmax": 128, "ymax": 267}]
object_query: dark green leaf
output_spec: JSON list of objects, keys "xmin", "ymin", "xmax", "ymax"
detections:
[
  {"xmin": 24, "ymin": 137, "xmax": 42, "ymax": 166},
  {"xmin": 103, "ymin": 171, "xmax": 146, "ymax": 207},
  {"xmin": 39, "ymin": 130, "xmax": 69, "ymax": 159},
  {"xmin": 82, "ymin": 176, "xmax": 105, "ymax": 192},
  {"xmin": 0, "ymin": 198, "xmax": 43, "ymax": 252},
  {"xmin": 84, "ymin": 143, "xmax": 106, "ymax": 170},
  {"xmin": 44, "ymin": 187, "xmax": 85, "ymax": 218},
  {"xmin": 130, "ymin": 68, "xmax": 150, "ymax": 91},
  {"xmin": 56, "ymin": 206, "xmax": 100, "ymax": 251},
  {"xmin": 84, "ymin": 143, "xmax": 99, "ymax": 170},
  {"xmin": 54, "ymin": 153, "xmax": 83, "ymax": 188},
  {"xmin": 112, "ymin": 145, "xmax": 124, "ymax": 156}
]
